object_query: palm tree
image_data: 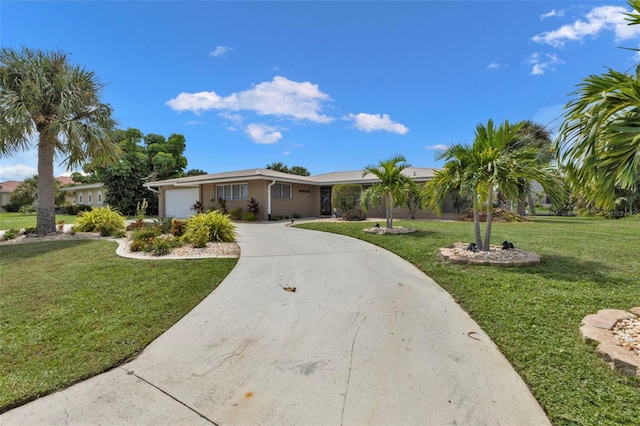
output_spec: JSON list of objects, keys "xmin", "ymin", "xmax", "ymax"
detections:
[
  {"xmin": 555, "ymin": 1, "xmax": 640, "ymax": 210},
  {"xmin": 511, "ymin": 121, "xmax": 554, "ymax": 215},
  {"xmin": 360, "ymin": 154, "xmax": 412, "ymax": 229},
  {"xmin": 424, "ymin": 120, "xmax": 562, "ymax": 251},
  {"xmin": 0, "ymin": 47, "xmax": 118, "ymax": 234},
  {"xmin": 422, "ymin": 143, "xmax": 484, "ymax": 248}
]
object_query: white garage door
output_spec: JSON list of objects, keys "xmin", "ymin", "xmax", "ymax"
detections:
[{"xmin": 165, "ymin": 188, "xmax": 199, "ymax": 218}]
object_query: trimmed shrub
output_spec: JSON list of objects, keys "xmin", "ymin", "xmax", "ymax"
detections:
[
  {"xmin": 98, "ymin": 225, "xmax": 117, "ymax": 237},
  {"xmin": 332, "ymin": 184, "xmax": 362, "ymax": 215},
  {"xmin": 151, "ymin": 237, "xmax": 172, "ymax": 256},
  {"xmin": 182, "ymin": 211, "xmax": 237, "ymax": 245},
  {"xmin": 75, "ymin": 206, "xmax": 126, "ymax": 232},
  {"xmin": 342, "ymin": 208, "xmax": 367, "ymax": 221},
  {"xmin": 131, "ymin": 226, "xmax": 161, "ymax": 242}
]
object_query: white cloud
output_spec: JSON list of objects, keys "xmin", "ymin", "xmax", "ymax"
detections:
[
  {"xmin": 541, "ymin": 9, "xmax": 562, "ymax": 20},
  {"xmin": 532, "ymin": 5, "xmax": 640, "ymax": 47},
  {"xmin": 425, "ymin": 144, "xmax": 448, "ymax": 151},
  {"xmin": 184, "ymin": 120, "xmax": 201, "ymax": 126},
  {"xmin": 245, "ymin": 124, "xmax": 283, "ymax": 144},
  {"xmin": 487, "ymin": 62, "xmax": 504, "ymax": 70},
  {"xmin": 282, "ymin": 151, "xmax": 291, "ymax": 156},
  {"xmin": 209, "ymin": 45, "xmax": 234, "ymax": 57},
  {"xmin": 345, "ymin": 113, "xmax": 409, "ymax": 134},
  {"xmin": 528, "ymin": 53, "xmax": 563, "ymax": 75},
  {"xmin": 166, "ymin": 76, "xmax": 334, "ymax": 123},
  {"xmin": 0, "ymin": 164, "xmax": 37, "ymax": 181}
]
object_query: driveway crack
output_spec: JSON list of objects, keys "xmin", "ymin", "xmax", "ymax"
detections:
[
  {"xmin": 119, "ymin": 367, "xmax": 220, "ymax": 425},
  {"xmin": 340, "ymin": 301, "xmax": 373, "ymax": 426}
]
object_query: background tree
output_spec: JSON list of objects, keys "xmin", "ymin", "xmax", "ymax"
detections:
[
  {"xmin": 184, "ymin": 168, "xmax": 208, "ymax": 177},
  {"xmin": 92, "ymin": 128, "xmax": 189, "ymax": 215},
  {"xmin": 0, "ymin": 47, "xmax": 118, "ymax": 233},
  {"xmin": 360, "ymin": 154, "xmax": 412, "ymax": 229},
  {"xmin": 555, "ymin": 0, "xmax": 640, "ymax": 211},
  {"xmin": 265, "ymin": 162, "xmax": 311, "ymax": 176}
]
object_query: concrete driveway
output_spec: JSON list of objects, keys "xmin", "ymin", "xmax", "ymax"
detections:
[{"xmin": 0, "ymin": 222, "xmax": 549, "ymax": 425}]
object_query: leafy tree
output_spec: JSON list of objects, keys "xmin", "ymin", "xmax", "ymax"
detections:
[
  {"xmin": 91, "ymin": 128, "xmax": 189, "ymax": 215},
  {"xmin": 70, "ymin": 171, "xmax": 101, "ymax": 184},
  {"xmin": 556, "ymin": 0, "xmax": 640, "ymax": 210},
  {"xmin": 360, "ymin": 154, "xmax": 412, "ymax": 229},
  {"xmin": 265, "ymin": 162, "xmax": 311, "ymax": 176},
  {"xmin": 10, "ymin": 175, "xmax": 39, "ymax": 207},
  {"xmin": 184, "ymin": 168, "xmax": 208, "ymax": 177},
  {"xmin": 0, "ymin": 47, "xmax": 118, "ymax": 233}
]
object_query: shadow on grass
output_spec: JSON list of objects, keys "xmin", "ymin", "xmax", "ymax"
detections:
[
  {"xmin": 518, "ymin": 254, "xmax": 631, "ymax": 288},
  {"xmin": 0, "ymin": 239, "xmax": 107, "ymax": 261}
]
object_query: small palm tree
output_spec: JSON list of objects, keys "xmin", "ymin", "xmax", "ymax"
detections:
[
  {"xmin": 360, "ymin": 154, "xmax": 412, "ymax": 229},
  {"xmin": 0, "ymin": 47, "xmax": 118, "ymax": 234}
]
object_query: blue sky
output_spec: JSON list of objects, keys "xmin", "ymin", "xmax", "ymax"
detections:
[{"xmin": 2, "ymin": 1, "xmax": 640, "ymax": 181}]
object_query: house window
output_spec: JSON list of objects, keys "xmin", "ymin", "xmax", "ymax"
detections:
[
  {"xmin": 97, "ymin": 191, "xmax": 103, "ymax": 204},
  {"xmin": 88, "ymin": 193, "xmax": 92, "ymax": 204},
  {"xmin": 216, "ymin": 184, "xmax": 248, "ymax": 200},
  {"xmin": 78, "ymin": 192, "xmax": 83, "ymax": 204},
  {"xmin": 272, "ymin": 183, "xmax": 292, "ymax": 199}
]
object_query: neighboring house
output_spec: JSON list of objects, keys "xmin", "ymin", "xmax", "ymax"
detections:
[
  {"xmin": 59, "ymin": 182, "xmax": 106, "ymax": 208},
  {"xmin": 0, "ymin": 181, "xmax": 21, "ymax": 211},
  {"xmin": 0, "ymin": 176, "xmax": 81, "ymax": 212},
  {"xmin": 145, "ymin": 167, "xmax": 459, "ymax": 220}
]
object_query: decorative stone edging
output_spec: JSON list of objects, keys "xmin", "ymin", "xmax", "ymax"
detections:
[
  {"xmin": 580, "ymin": 308, "xmax": 640, "ymax": 378},
  {"xmin": 438, "ymin": 242, "xmax": 541, "ymax": 267}
]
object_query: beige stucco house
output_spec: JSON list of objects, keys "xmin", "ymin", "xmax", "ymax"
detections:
[
  {"xmin": 145, "ymin": 167, "xmax": 459, "ymax": 220},
  {"xmin": 59, "ymin": 183, "xmax": 106, "ymax": 208}
]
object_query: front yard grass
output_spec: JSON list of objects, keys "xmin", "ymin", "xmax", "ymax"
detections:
[
  {"xmin": 0, "ymin": 212, "xmax": 78, "ymax": 230},
  {"xmin": 0, "ymin": 240, "xmax": 236, "ymax": 412},
  {"xmin": 296, "ymin": 216, "xmax": 640, "ymax": 426}
]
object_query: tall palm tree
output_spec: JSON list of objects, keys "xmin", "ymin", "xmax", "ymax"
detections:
[
  {"xmin": 360, "ymin": 154, "xmax": 412, "ymax": 229},
  {"xmin": 0, "ymin": 47, "xmax": 118, "ymax": 234}
]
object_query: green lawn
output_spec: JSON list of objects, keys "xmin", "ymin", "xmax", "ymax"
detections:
[
  {"xmin": 296, "ymin": 216, "xmax": 640, "ymax": 426},
  {"xmin": 0, "ymin": 212, "xmax": 78, "ymax": 231},
  {"xmin": 0, "ymin": 240, "xmax": 237, "ymax": 412}
]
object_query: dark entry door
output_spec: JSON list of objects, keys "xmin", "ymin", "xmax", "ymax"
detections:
[{"xmin": 320, "ymin": 187, "xmax": 332, "ymax": 215}]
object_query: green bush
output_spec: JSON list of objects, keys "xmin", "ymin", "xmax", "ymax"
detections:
[
  {"xmin": 332, "ymin": 184, "xmax": 362, "ymax": 214},
  {"xmin": 75, "ymin": 206, "xmax": 126, "ymax": 232},
  {"xmin": 98, "ymin": 225, "xmax": 117, "ymax": 237},
  {"xmin": 129, "ymin": 239, "xmax": 145, "ymax": 252},
  {"xmin": 24, "ymin": 227, "xmax": 36, "ymax": 234},
  {"xmin": 182, "ymin": 211, "xmax": 237, "ymax": 245},
  {"xmin": 228, "ymin": 207, "xmax": 243, "ymax": 221},
  {"xmin": 131, "ymin": 226, "xmax": 161, "ymax": 242},
  {"xmin": 242, "ymin": 212, "xmax": 257, "ymax": 221},
  {"xmin": 63, "ymin": 204, "xmax": 92, "ymax": 215},
  {"xmin": 151, "ymin": 237, "xmax": 172, "ymax": 256},
  {"xmin": 1, "ymin": 228, "xmax": 20, "ymax": 241},
  {"xmin": 342, "ymin": 208, "xmax": 367, "ymax": 221},
  {"xmin": 20, "ymin": 205, "xmax": 36, "ymax": 214}
]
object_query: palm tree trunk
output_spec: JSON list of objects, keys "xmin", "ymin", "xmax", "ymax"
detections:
[
  {"xmin": 36, "ymin": 134, "xmax": 57, "ymax": 234},
  {"xmin": 386, "ymin": 193, "xmax": 393, "ymax": 228},
  {"xmin": 527, "ymin": 191, "xmax": 536, "ymax": 215},
  {"xmin": 473, "ymin": 189, "xmax": 483, "ymax": 248},
  {"xmin": 517, "ymin": 198, "xmax": 527, "ymax": 216},
  {"xmin": 483, "ymin": 187, "xmax": 494, "ymax": 251}
]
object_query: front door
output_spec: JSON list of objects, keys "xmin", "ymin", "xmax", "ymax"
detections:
[{"xmin": 320, "ymin": 187, "xmax": 332, "ymax": 215}]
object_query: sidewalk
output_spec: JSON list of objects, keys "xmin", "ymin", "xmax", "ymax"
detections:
[{"xmin": 0, "ymin": 222, "xmax": 550, "ymax": 425}]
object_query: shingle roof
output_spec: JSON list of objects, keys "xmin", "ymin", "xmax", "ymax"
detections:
[
  {"xmin": 146, "ymin": 167, "xmax": 438, "ymax": 188},
  {"xmin": 0, "ymin": 181, "xmax": 21, "ymax": 193}
]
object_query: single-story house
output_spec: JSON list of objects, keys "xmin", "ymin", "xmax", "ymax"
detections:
[
  {"xmin": 0, "ymin": 181, "xmax": 21, "ymax": 211},
  {"xmin": 59, "ymin": 182, "xmax": 106, "ymax": 209},
  {"xmin": 144, "ymin": 167, "xmax": 460, "ymax": 220}
]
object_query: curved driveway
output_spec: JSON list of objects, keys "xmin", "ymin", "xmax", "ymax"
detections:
[{"xmin": 0, "ymin": 222, "xmax": 549, "ymax": 425}]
